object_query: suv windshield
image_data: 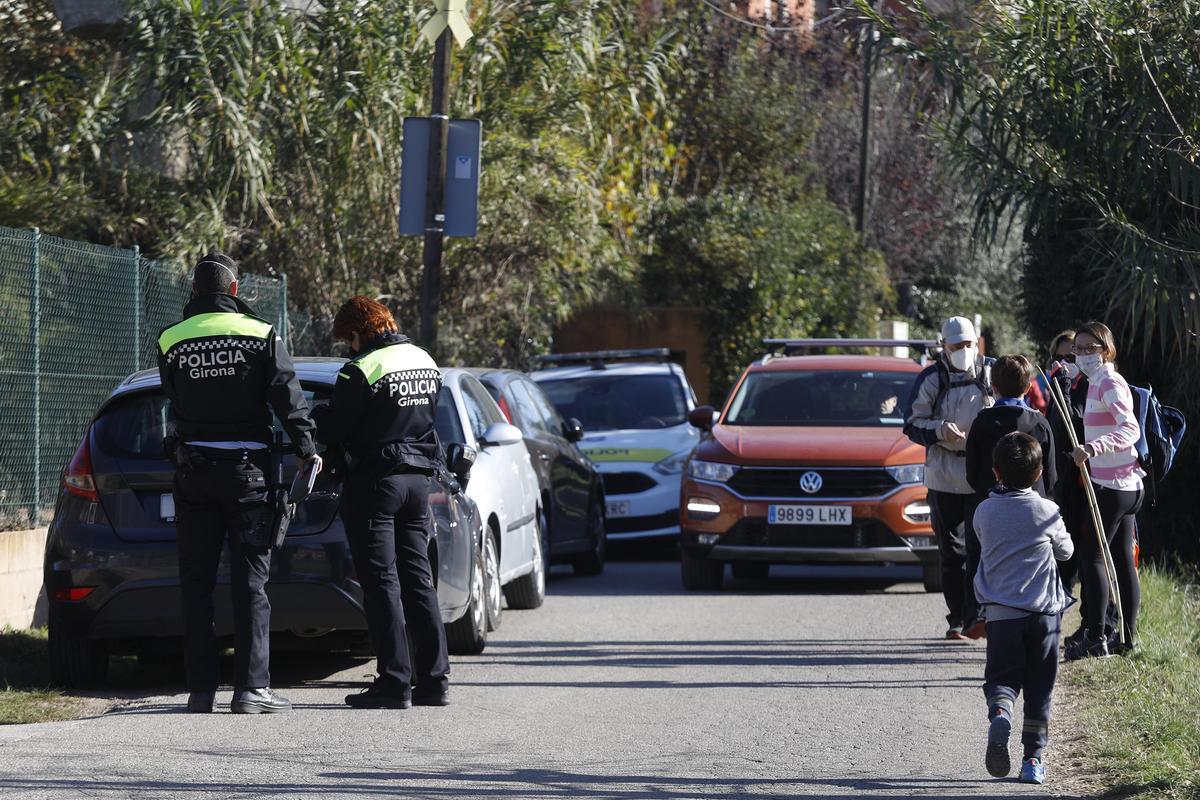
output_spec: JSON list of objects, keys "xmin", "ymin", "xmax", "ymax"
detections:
[
  {"xmin": 538, "ymin": 373, "xmax": 688, "ymax": 431},
  {"xmin": 725, "ymin": 370, "xmax": 916, "ymax": 427}
]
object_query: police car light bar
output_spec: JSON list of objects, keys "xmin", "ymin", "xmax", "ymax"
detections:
[
  {"xmin": 534, "ymin": 348, "xmax": 678, "ymax": 368},
  {"xmin": 763, "ymin": 338, "xmax": 940, "ymax": 355}
]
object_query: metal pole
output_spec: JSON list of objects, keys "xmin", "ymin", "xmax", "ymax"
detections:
[
  {"xmin": 132, "ymin": 244, "xmax": 141, "ymax": 372},
  {"xmin": 855, "ymin": 22, "xmax": 874, "ymax": 234},
  {"xmin": 419, "ymin": 29, "xmax": 452, "ymax": 352},
  {"xmin": 29, "ymin": 228, "xmax": 41, "ymax": 521},
  {"xmin": 280, "ymin": 272, "xmax": 289, "ymax": 348}
]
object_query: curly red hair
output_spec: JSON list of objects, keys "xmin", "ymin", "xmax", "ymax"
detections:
[{"xmin": 332, "ymin": 296, "xmax": 397, "ymax": 343}]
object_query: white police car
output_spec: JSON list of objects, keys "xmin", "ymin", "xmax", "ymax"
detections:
[{"xmin": 532, "ymin": 350, "xmax": 701, "ymax": 542}]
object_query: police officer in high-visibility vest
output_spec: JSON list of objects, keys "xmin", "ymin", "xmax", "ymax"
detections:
[
  {"xmin": 312, "ymin": 296, "xmax": 449, "ymax": 709},
  {"xmin": 157, "ymin": 252, "xmax": 321, "ymax": 714}
]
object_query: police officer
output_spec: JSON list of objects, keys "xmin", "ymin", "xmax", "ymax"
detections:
[
  {"xmin": 157, "ymin": 252, "xmax": 320, "ymax": 714},
  {"xmin": 312, "ymin": 296, "xmax": 449, "ymax": 709}
]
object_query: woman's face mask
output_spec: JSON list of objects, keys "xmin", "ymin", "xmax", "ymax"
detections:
[
  {"xmin": 947, "ymin": 344, "xmax": 975, "ymax": 372},
  {"xmin": 1076, "ymin": 352, "xmax": 1104, "ymax": 377}
]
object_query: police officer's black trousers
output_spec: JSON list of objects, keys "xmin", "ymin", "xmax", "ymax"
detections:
[
  {"xmin": 173, "ymin": 452, "xmax": 273, "ymax": 692},
  {"xmin": 342, "ymin": 472, "xmax": 449, "ymax": 695}
]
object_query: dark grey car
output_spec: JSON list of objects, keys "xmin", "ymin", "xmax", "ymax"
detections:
[
  {"xmin": 44, "ymin": 358, "xmax": 488, "ymax": 686},
  {"xmin": 469, "ymin": 368, "xmax": 606, "ymax": 576}
]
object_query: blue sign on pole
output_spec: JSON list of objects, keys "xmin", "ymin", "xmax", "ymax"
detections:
[{"xmin": 399, "ymin": 117, "xmax": 481, "ymax": 238}]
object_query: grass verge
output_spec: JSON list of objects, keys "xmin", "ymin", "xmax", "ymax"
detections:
[
  {"xmin": 0, "ymin": 627, "xmax": 91, "ymax": 724},
  {"xmin": 1062, "ymin": 566, "xmax": 1200, "ymax": 799}
]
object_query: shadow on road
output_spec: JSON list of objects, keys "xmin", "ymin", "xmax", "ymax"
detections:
[
  {"xmin": 0, "ymin": 767, "xmax": 1092, "ymax": 799},
  {"xmin": 549, "ymin": 560, "xmax": 927, "ymax": 598}
]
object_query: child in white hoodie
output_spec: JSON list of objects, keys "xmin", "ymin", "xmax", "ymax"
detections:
[{"xmin": 973, "ymin": 431, "xmax": 1074, "ymax": 786}]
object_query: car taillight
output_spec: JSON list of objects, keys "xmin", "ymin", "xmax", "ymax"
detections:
[
  {"xmin": 63, "ymin": 430, "xmax": 99, "ymax": 502},
  {"xmin": 497, "ymin": 395, "xmax": 514, "ymax": 424},
  {"xmin": 52, "ymin": 587, "xmax": 95, "ymax": 602}
]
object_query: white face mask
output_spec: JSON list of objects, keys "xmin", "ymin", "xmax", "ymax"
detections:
[
  {"xmin": 1076, "ymin": 352, "xmax": 1104, "ymax": 377},
  {"xmin": 947, "ymin": 345, "xmax": 975, "ymax": 372}
]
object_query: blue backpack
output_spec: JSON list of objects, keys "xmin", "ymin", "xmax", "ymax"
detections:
[{"xmin": 1129, "ymin": 384, "xmax": 1187, "ymax": 490}]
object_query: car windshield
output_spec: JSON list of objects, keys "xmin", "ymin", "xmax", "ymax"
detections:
[
  {"xmin": 725, "ymin": 370, "xmax": 916, "ymax": 427},
  {"xmin": 538, "ymin": 373, "xmax": 688, "ymax": 431}
]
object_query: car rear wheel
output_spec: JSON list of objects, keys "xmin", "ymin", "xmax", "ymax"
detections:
[
  {"xmin": 483, "ymin": 528, "xmax": 503, "ymax": 631},
  {"xmin": 922, "ymin": 563, "xmax": 943, "ymax": 593},
  {"xmin": 731, "ymin": 562, "xmax": 769, "ymax": 581},
  {"xmin": 445, "ymin": 540, "xmax": 487, "ymax": 655},
  {"xmin": 48, "ymin": 617, "xmax": 109, "ymax": 687},
  {"xmin": 573, "ymin": 494, "xmax": 606, "ymax": 577},
  {"xmin": 504, "ymin": 510, "xmax": 547, "ymax": 610},
  {"xmin": 681, "ymin": 548, "xmax": 724, "ymax": 590}
]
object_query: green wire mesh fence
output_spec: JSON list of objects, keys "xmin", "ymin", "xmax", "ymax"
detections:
[{"xmin": 0, "ymin": 226, "xmax": 313, "ymax": 529}]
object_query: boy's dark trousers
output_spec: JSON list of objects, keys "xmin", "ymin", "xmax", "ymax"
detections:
[{"xmin": 983, "ymin": 613, "xmax": 1061, "ymax": 759}]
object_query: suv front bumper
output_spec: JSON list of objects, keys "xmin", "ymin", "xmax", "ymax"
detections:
[{"xmin": 679, "ymin": 479, "xmax": 937, "ymax": 566}]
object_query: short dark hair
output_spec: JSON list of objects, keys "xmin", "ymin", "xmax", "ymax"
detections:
[
  {"xmin": 992, "ymin": 354, "xmax": 1033, "ymax": 399},
  {"xmin": 192, "ymin": 251, "xmax": 238, "ymax": 294},
  {"xmin": 992, "ymin": 431, "xmax": 1042, "ymax": 490}
]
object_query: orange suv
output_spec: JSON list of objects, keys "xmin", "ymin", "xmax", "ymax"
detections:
[{"xmin": 679, "ymin": 339, "xmax": 939, "ymax": 590}]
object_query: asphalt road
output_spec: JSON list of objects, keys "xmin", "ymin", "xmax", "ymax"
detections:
[{"xmin": 0, "ymin": 561, "xmax": 1083, "ymax": 799}]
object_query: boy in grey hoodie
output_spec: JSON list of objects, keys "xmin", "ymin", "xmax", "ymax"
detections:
[{"xmin": 973, "ymin": 431, "xmax": 1074, "ymax": 786}]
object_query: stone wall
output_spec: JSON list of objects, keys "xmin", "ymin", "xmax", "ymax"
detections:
[{"xmin": 0, "ymin": 528, "xmax": 48, "ymax": 630}]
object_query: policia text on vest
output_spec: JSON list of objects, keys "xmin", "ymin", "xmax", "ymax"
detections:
[{"xmin": 158, "ymin": 274, "xmax": 320, "ymax": 715}]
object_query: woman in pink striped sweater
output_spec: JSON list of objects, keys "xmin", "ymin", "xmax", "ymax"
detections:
[{"xmin": 1066, "ymin": 321, "xmax": 1144, "ymax": 659}]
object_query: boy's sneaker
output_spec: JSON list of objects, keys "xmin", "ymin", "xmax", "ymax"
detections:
[
  {"xmin": 985, "ymin": 712, "xmax": 1012, "ymax": 777},
  {"xmin": 1064, "ymin": 630, "xmax": 1110, "ymax": 661},
  {"xmin": 964, "ymin": 618, "xmax": 987, "ymax": 640},
  {"xmin": 945, "ymin": 625, "xmax": 968, "ymax": 641},
  {"xmin": 1019, "ymin": 757, "xmax": 1046, "ymax": 784}
]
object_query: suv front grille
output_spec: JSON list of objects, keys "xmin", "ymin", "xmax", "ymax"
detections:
[
  {"xmin": 726, "ymin": 467, "xmax": 897, "ymax": 499},
  {"xmin": 602, "ymin": 471, "xmax": 658, "ymax": 495}
]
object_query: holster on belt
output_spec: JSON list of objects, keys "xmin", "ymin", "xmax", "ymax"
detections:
[{"xmin": 266, "ymin": 432, "xmax": 295, "ymax": 549}]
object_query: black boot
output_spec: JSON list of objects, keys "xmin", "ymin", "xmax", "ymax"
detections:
[{"xmin": 231, "ymin": 687, "xmax": 292, "ymax": 714}]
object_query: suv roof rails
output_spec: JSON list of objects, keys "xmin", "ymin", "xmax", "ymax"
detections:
[
  {"xmin": 761, "ymin": 338, "xmax": 941, "ymax": 363},
  {"xmin": 534, "ymin": 348, "xmax": 682, "ymax": 369}
]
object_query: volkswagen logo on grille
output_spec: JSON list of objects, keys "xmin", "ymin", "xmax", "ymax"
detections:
[{"xmin": 799, "ymin": 471, "xmax": 823, "ymax": 494}]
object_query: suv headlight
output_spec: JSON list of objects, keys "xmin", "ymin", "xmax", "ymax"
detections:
[
  {"xmin": 688, "ymin": 459, "xmax": 738, "ymax": 483},
  {"xmin": 886, "ymin": 464, "xmax": 925, "ymax": 485},
  {"xmin": 653, "ymin": 447, "xmax": 694, "ymax": 476}
]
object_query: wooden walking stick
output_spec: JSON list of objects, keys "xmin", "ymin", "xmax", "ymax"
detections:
[{"xmin": 1038, "ymin": 366, "xmax": 1126, "ymax": 649}]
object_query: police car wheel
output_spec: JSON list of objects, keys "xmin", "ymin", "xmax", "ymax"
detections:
[
  {"xmin": 484, "ymin": 528, "xmax": 503, "ymax": 632},
  {"xmin": 446, "ymin": 542, "xmax": 487, "ymax": 655},
  {"xmin": 504, "ymin": 510, "xmax": 547, "ymax": 610},
  {"xmin": 922, "ymin": 563, "xmax": 943, "ymax": 594}
]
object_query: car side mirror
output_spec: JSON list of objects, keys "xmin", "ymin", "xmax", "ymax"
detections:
[
  {"xmin": 563, "ymin": 417, "xmax": 584, "ymax": 443},
  {"xmin": 480, "ymin": 421, "xmax": 523, "ymax": 448},
  {"xmin": 446, "ymin": 443, "xmax": 477, "ymax": 484},
  {"xmin": 688, "ymin": 405, "xmax": 717, "ymax": 430}
]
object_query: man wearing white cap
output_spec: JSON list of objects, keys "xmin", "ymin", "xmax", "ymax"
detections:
[{"xmin": 904, "ymin": 316, "xmax": 995, "ymax": 639}]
